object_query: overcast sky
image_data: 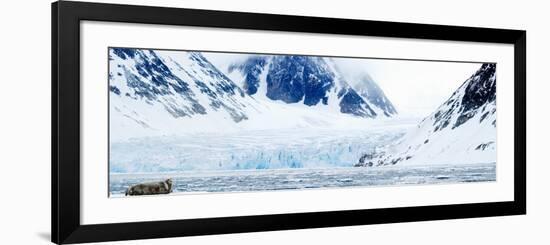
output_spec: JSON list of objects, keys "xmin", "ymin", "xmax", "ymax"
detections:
[
  {"xmin": 332, "ymin": 58, "xmax": 482, "ymax": 117},
  {"xmin": 204, "ymin": 52, "xmax": 482, "ymax": 118}
]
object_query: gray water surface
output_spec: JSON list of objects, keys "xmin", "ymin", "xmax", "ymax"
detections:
[{"xmin": 109, "ymin": 162, "xmax": 496, "ymax": 196}]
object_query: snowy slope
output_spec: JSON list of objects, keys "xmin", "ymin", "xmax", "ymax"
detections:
[
  {"xmin": 348, "ymin": 73, "xmax": 397, "ymax": 117},
  {"xmin": 357, "ymin": 63, "xmax": 497, "ymax": 166}
]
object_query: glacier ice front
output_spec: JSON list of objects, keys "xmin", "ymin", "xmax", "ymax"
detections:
[{"xmin": 110, "ymin": 127, "xmax": 407, "ymax": 173}]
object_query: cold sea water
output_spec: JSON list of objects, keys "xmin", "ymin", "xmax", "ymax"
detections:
[{"xmin": 109, "ymin": 162, "xmax": 496, "ymax": 196}]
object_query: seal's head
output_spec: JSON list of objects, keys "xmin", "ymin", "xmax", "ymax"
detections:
[{"xmin": 165, "ymin": 178, "xmax": 173, "ymax": 191}]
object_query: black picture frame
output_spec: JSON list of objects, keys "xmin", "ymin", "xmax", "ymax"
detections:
[{"xmin": 52, "ymin": 1, "xmax": 526, "ymax": 244}]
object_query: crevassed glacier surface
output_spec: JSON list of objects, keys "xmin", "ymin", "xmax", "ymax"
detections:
[{"xmin": 110, "ymin": 126, "xmax": 407, "ymax": 173}]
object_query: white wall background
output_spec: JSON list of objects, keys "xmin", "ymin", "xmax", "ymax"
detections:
[{"xmin": 0, "ymin": 0, "xmax": 547, "ymax": 244}]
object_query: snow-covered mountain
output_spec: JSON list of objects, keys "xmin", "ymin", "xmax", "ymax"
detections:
[
  {"xmin": 356, "ymin": 63, "xmax": 497, "ymax": 167},
  {"xmin": 348, "ymin": 73, "xmax": 398, "ymax": 117},
  {"xmin": 227, "ymin": 55, "xmax": 397, "ymax": 118},
  {"xmin": 108, "ymin": 48, "xmax": 267, "ymax": 139},
  {"xmin": 109, "ymin": 48, "xmax": 398, "ymax": 140}
]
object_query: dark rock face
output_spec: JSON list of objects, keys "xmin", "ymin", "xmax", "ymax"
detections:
[
  {"xmin": 266, "ymin": 56, "xmax": 334, "ymax": 106},
  {"xmin": 354, "ymin": 154, "xmax": 374, "ymax": 167},
  {"xmin": 475, "ymin": 141, "xmax": 495, "ymax": 151},
  {"xmin": 228, "ymin": 56, "xmax": 268, "ymax": 95},
  {"xmin": 231, "ymin": 55, "xmax": 396, "ymax": 118},
  {"xmin": 454, "ymin": 64, "xmax": 496, "ymax": 128},
  {"xmin": 109, "ymin": 85, "xmax": 121, "ymax": 95},
  {"xmin": 112, "ymin": 47, "xmax": 136, "ymax": 60},
  {"xmin": 338, "ymin": 87, "xmax": 376, "ymax": 117},
  {"xmin": 462, "ymin": 64, "xmax": 496, "ymax": 111},
  {"xmin": 433, "ymin": 63, "xmax": 496, "ymax": 131}
]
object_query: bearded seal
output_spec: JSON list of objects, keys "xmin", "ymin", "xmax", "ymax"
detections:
[{"xmin": 125, "ymin": 178, "xmax": 173, "ymax": 196}]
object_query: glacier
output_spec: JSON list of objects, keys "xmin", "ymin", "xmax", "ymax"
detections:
[{"xmin": 110, "ymin": 123, "xmax": 412, "ymax": 173}]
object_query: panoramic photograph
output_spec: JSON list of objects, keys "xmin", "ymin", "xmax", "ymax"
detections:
[{"xmin": 107, "ymin": 47, "xmax": 497, "ymax": 197}]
